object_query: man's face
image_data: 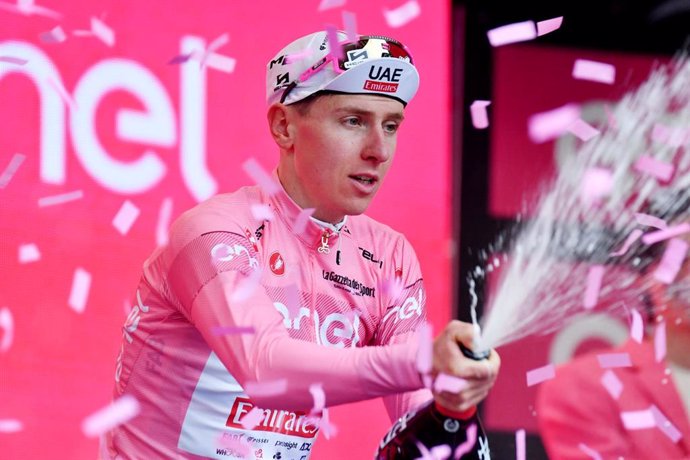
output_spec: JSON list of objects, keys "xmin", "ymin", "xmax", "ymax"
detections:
[{"xmin": 284, "ymin": 94, "xmax": 405, "ymax": 223}]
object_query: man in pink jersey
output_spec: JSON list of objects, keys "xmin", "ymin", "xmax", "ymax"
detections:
[{"xmin": 104, "ymin": 31, "xmax": 500, "ymax": 459}]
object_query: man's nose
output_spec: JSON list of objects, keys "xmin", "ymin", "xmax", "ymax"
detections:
[{"xmin": 362, "ymin": 127, "xmax": 391, "ymax": 163}]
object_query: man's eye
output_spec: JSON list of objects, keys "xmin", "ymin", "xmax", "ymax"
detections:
[
  {"xmin": 384, "ymin": 123, "xmax": 399, "ymax": 133},
  {"xmin": 344, "ymin": 117, "xmax": 361, "ymax": 126}
]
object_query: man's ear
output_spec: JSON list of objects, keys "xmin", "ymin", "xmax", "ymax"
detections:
[{"xmin": 267, "ymin": 103, "xmax": 295, "ymax": 151}]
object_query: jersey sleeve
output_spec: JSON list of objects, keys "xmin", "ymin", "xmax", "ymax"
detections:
[{"xmin": 164, "ymin": 228, "xmax": 425, "ymax": 412}]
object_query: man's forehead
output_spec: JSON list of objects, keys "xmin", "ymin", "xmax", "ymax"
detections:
[{"xmin": 320, "ymin": 93, "xmax": 405, "ymax": 116}]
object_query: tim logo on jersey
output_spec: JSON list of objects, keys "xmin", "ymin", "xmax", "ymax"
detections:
[{"xmin": 363, "ymin": 65, "xmax": 403, "ymax": 93}]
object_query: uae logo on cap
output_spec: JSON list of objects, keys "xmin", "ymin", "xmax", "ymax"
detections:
[{"xmin": 269, "ymin": 251, "xmax": 285, "ymax": 276}]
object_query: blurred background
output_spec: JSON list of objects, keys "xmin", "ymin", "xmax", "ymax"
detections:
[{"xmin": 0, "ymin": 0, "xmax": 687, "ymax": 458}]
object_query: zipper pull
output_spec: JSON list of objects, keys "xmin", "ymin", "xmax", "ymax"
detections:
[{"xmin": 318, "ymin": 231, "xmax": 331, "ymax": 254}]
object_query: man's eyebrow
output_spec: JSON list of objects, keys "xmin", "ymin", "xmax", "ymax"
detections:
[{"xmin": 334, "ymin": 106, "xmax": 405, "ymax": 121}]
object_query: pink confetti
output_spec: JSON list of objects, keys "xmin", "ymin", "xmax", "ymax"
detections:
[
  {"xmin": 583, "ymin": 265, "xmax": 605, "ymax": 309},
  {"xmin": 653, "ymin": 238, "xmax": 688, "ymax": 284},
  {"xmin": 47, "ymin": 76, "xmax": 76, "ymax": 112},
  {"xmin": 621, "ymin": 409, "xmax": 656, "ymax": 429},
  {"xmin": 0, "ymin": 56, "xmax": 28, "ymax": 65},
  {"xmin": 601, "ymin": 370, "xmax": 623, "ymax": 400},
  {"xmin": 0, "ymin": 153, "xmax": 26, "ymax": 188},
  {"xmin": 309, "ymin": 383, "xmax": 326, "ymax": 414},
  {"xmin": 487, "ymin": 20, "xmax": 537, "ymax": 47},
  {"xmin": 37, "ymin": 190, "xmax": 84, "ymax": 207},
  {"xmin": 343, "ymin": 11, "xmax": 358, "ymax": 42},
  {"xmin": 0, "ymin": 307, "xmax": 14, "ymax": 353},
  {"xmin": 604, "ymin": 104, "xmax": 618, "ymax": 130},
  {"xmin": 284, "ymin": 49, "xmax": 313, "ymax": 65},
  {"xmin": 168, "ymin": 53, "xmax": 193, "ymax": 65},
  {"xmin": 610, "ymin": 229, "xmax": 643, "ymax": 256},
  {"xmin": 204, "ymin": 52, "xmax": 236, "ymax": 73},
  {"xmin": 572, "ymin": 59, "xmax": 616, "ymax": 84},
  {"xmin": 470, "ymin": 100, "xmax": 491, "ymax": 129},
  {"xmin": 416, "ymin": 441, "xmax": 451, "ymax": 460},
  {"xmin": 112, "ymin": 200, "xmax": 140, "ymax": 236},
  {"xmin": 0, "ymin": 0, "xmax": 61, "ymax": 19},
  {"xmin": 650, "ymin": 404, "xmax": 682, "ymax": 442},
  {"xmin": 316, "ymin": 409, "xmax": 338, "ymax": 439},
  {"xmin": 18, "ymin": 243, "xmax": 40, "ymax": 263},
  {"xmin": 250, "ymin": 203, "xmax": 275, "ymax": 221},
  {"xmin": 326, "ymin": 24, "xmax": 344, "ymax": 62},
  {"xmin": 294, "ymin": 208, "xmax": 315, "ymax": 235},
  {"xmin": 642, "ymin": 223, "xmax": 690, "ymax": 245},
  {"xmin": 630, "ymin": 308, "xmax": 644, "ymax": 343},
  {"xmin": 207, "ymin": 33, "xmax": 229, "ymax": 53},
  {"xmin": 454, "ymin": 423, "xmax": 477, "ymax": 459},
  {"xmin": 567, "ymin": 118, "xmax": 600, "ymax": 141},
  {"xmin": 0, "ymin": 419, "xmax": 23, "ymax": 433},
  {"xmin": 383, "ymin": 0, "xmax": 421, "ymax": 28},
  {"xmin": 156, "ymin": 198, "xmax": 173, "ymax": 247},
  {"xmin": 216, "ymin": 434, "xmax": 252, "ymax": 458},
  {"xmin": 318, "ymin": 0, "xmax": 346, "ymax": 11},
  {"xmin": 536, "ymin": 16, "xmax": 563, "ymax": 36},
  {"xmin": 634, "ymin": 212, "xmax": 667, "ymax": 229},
  {"xmin": 596, "ymin": 352, "xmax": 632, "ymax": 368},
  {"xmin": 82, "ymin": 395, "xmax": 140, "ymax": 437},
  {"xmin": 68, "ymin": 267, "xmax": 91, "ymax": 314},
  {"xmin": 416, "ymin": 322, "xmax": 433, "ymax": 375},
  {"xmin": 634, "ymin": 155, "xmax": 674, "ymax": 182},
  {"xmin": 244, "ymin": 379, "xmax": 288, "ymax": 397},
  {"xmin": 228, "ymin": 268, "xmax": 262, "ymax": 303},
  {"xmin": 211, "ymin": 326, "xmax": 256, "ymax": 336},
  {"xmin": 39, "ymin": 25, "xmax": 66, "ymax": 44},
  {"xmin": 528, "ymin": 103, "xmax": 580, "ymax": 143},
  {"xmin": 655, "ymin": 321, "xmax": 666, "ymax": 362},
  {"xmin": 242, "ymin": 158, "xmax": 280, "ymax": 195},
  {"xmin": 240, "ymin": 407, "xmax": 264, "ymax": 430},
  {"xmin": 91, "ymin": 17, "xmax": 115, "ymax": 47},
  {"xmin": 651, "ymin": 123, "xmax": 687, "ymax": 148},
  {"xmin": 516, "ymin": 428, "xmax": 526, "ymax": 460},
  {"xmin": 433, "ymin": 373, "xmax": 468, "ymax": 393},
  {"xmin": 577, "ymin": 442, "xmax": 603, "ymax": 460},
  {"xmin": 526, "ymin": 363, "xmax": 555, "ymax": 387}
]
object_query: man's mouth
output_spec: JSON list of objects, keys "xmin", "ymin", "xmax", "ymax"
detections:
[{"xmin": 350, "ymin": 175, "xmax": 376, "ymax": 184}]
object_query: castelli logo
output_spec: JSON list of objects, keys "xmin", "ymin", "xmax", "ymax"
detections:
[{"xmin": 269, "ymin": 251, "xmax": 285, "ymax": 276}]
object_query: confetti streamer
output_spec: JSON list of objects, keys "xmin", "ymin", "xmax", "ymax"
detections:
[
  {"xmin": 515, "ymin": 428, "xmax": 526, "ymax": 460},
  {"xmin": 203, "ymin": 52, "xmax": 236, "ymax": 73},
  {"xmin": 242, "ymin": 158, "xmax": 280, "ymax": 195},
  {"xmin": 453, "ymin": 423, "xmax": 477, "ymax": 459},
  {"xmin": 601, "ymin": 370, "xmax": 623, "ymax": 400},
  {"xmin": 630, "ymin": 308, "xmax": 644, "ymax": 343},
  {"xmin": 343, "ymin": 11, "xmax": 358, "ymax": 42},
  {"xmin": 240, "ymin": 407, "xmax": 264, "ymax": 430},
  {"xmin": 284, "ymin": 48, "xmax": 313, "ymax": 65},
  {"xmin": 653, "ymin": 238, "xmax": 688, "ymax": 284},
  {"xmin": 621, "ymin": 409, "xmax": 656, "ymax": 429},
  {"xmin": 39, "ymin": 25, "xmax": 66, "ymax": 44},
  {"xmin": 577, "ymin": 443, "xmax": 603, "ymax": 460},
  {"xmin": 326, "ymin": 24, "xmax": 344, "ymax": 62},
  {"xmin": 0, "ymin": 153, "xmax": 26, "ymax": 188},
  {"xmin": 309, "ymin": 383, "xmax": 326, "ymax": 414},
  {"xmin": 642, "ymin": 223, "xmax": 690, "ymax": 245},
  {"xmin": 470, "ymin": 100, "xmax": 491, "ymax": 129},
  {"xmin": 597, "ymin": 352, "xmax": 632, "ymax": 368},
  {"xmin": 168, "ymin": 53, "xmax": 193, "ymax": 65},
  {"xmin": 581, "ymin": 168, "xmax": 613, "ymax": 205},
  {"xmin": 654, "ymin": 321, "xmax": 666, "ymax": 362},
  {"xmin": 567, "ymin": 118, "xmax": 600, "ymax": 141},
  {"xmin": 0, "ymin": 307, "xmax": 14, "ymax": 353},
  {"xmin": 68, "ymin": 267, "xmax": 91, "ymax": 314},
  {"xmin": 433, "ymin": 373, "xmax": 468, "ymax": 393},
  {"xmin": 0, "ymin": 419, "xmax": 23, "ymax": 433},
  {"xmin": 0, "ymin": 55, "xmax": 28, "ymax": 65},
  {"xmin": 487, "ymin": 20, "xmax": 537, "ymax": 47},
  {"xmin": 250, "ymin": 203, "xmax": 275, "ymax": 221},
  {"xmin": 318, "ymin": 0, "xmax": 346, "ymax": 11},
  {"xmin": 610, "ymin": 229, "xmax": 643, "ymax": 256},
  {"xmin": 317, "ymin": 408, "xmax": 338, "ymax": 439},
  {"xmin": 526, "ymin": 363, "xmax": 555, "ymax": 387},
  {"xmin": 634, "ymin": 155, "xmax": 674, "ymax": 182},
  {"xmin": 210, "ymin": 326, "xmax": 256, "ymax": 336},
  {"xmin": 38, "ymin": 190, "xmax": 84, "ymax": 206},
  {"xmin": 572, "ymin": 59, "xmax": 616, "ymax": 84},
  {"xmin": 294, "ymin": 208, "xmax": 315, "ymax": 234},
  {"xmin": 244, "ymin": 379, "xmax": 288, "ymax": 397},
  {"xmin": 536, "ymin": 16, "xmax": 563, "ymax": 36},
  {"xmin": 0, "ymin": 0, "xmax": 61, "ymax": 19},
  {"xmin": 156, "ymin": 198, "xmax": 173, "ymax": 247},
  {"xmin": 47, "ymin": 76, "xmax": 76, "ymax": 112},
  {"xmin": 383, "ymin": 0, "xmax": 421, "ymax": 28},
  {"xmin": 651, "ymin": 123, "xmax": 687, "ymax": 148},
  {"xmin": 650, "ymin": 404, "xmax": 682, "ymax": 442},
  {"xmin": 634, "ymin": 212, "xmax": 667, "ymax": 229},
  {"xmin": 112, "ymin": 200, "xmax": 140, "ymax": 236},
  {"xmin": 583, "ymin": 265, "xmax": 604, "ymax": 309},
  {"xmin": 528, "ymin": 103, "xmax": 580, "ymax": 143},
  {"xmin": 415, "ymin": 322, "xmax": 433, "ymax": 375},
  {"xmin": 18, "ymin": 243, "xmax": 40, "ymax": 263},
  {"xmin": 91, "ymin": 17, "xmax": 115, "ymax": 47},
  {"xmin": 82, "ymin": 395, "xmax": 140, "ymax": 437}
]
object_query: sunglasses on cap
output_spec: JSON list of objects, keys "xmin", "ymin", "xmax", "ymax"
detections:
[{"xmin": 279, "ymin": 35, "xmax": 415, "ymax": 104}]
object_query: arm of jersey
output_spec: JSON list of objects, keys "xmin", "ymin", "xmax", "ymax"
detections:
[
  {"xmin": 536, "ymin": 363, "xmax": 631, "ymax": 459},
  {"xmin": 167, "ymin": 231, "xmax": 424, "ymax": 412}
]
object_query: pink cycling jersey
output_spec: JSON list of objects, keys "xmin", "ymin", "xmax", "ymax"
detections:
[{"xmin": 104, "ymin": 181, "xmax": 431, "ymax": 459}]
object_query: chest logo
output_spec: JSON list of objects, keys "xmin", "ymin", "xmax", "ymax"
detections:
[{"xmin": 269, "ymin": 251, "xmax": 285, "ymax": 276}]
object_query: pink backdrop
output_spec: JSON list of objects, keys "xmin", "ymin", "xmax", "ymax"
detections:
[{"xmin": 0, "ymin": 1, "xmax": 450, "ymax": 458}]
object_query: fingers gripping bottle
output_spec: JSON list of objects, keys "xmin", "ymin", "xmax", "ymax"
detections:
[{"xmin": 375, "ymin": 345, "xmax": 492, "ymax": 459}]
